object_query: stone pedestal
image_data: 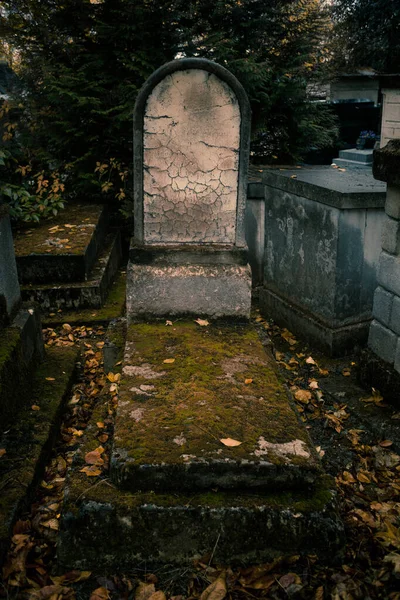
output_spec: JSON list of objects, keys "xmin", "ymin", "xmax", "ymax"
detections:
[
  {"xmin": 360, "ymin": 140, "xmax": 400, "ymax": 404},
  {"xmin": 127, "ymin": 58, "xmax": 252, "ymax": 319}
]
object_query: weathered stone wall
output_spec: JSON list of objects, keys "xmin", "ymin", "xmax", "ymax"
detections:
[
  {"xmin": 368, "ymin": 141, "xmax": 400, "ymax": 371},
  {"xmin": 143, "ymin": 69, "xmax": 240, "ymax": 244},
  {"xmin": 259, "ymin": 167, "xmax": 386, "ymax": 355}
]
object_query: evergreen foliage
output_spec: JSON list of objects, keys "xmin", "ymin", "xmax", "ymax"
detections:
[
  {"xmin": 0, "ymin": 0, "xmax": 337, "ymax": 220},
  {"xmin": 331, "ymin": 0, "xmax": 400, "ymax": 73}
]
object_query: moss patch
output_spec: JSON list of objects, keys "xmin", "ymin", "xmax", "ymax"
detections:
[
  {"xmin": 13, "ymin": 204, "xmax": 103, "ymax": 257},
  {"xmin": 112, "ymin": 321, "xmax": 320, "ymax": 491},
  {"xmin": 41, "ymin": 270, "xmax": 126, "ymax": 326}
]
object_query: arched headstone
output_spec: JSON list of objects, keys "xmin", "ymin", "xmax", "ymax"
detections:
[{"xmin": 128, "ymin": 58, "xmax": 252, "ymax": 318}]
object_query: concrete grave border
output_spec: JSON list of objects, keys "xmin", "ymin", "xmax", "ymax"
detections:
[{"xmin": 133, "ymin": 58, "xmax": 251, "ymax": 247}]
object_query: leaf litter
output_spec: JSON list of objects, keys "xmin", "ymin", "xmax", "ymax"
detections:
[{"xmin": 1, "ymin": 315, "xmax": 400, "ymax": 599}]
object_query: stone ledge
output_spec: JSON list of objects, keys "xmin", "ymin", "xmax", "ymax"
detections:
[
  {"xmin": 58, "ymin": 477, "xmax": 344, "ymax": 568},
  {"xmin": 259, "ymin": 287, "xmax": 371, "ymax": 357},
  {"xmin": 127, "ymin": 262, "xmax": 252, "ymax": 319},
  {"xmin": 129, "ymin": 243, "xmax": 248, "ymax": 266},
  {"xmin": 0, "ymin": 306, "xmax": 44, "ymax": 430},
  {"xmin": 0, "ymin": 346, "xmax": 78, "ymax": 564},
  {"xmin": 262, "ymin": 167, "xmax": 386, "ymax": 210},
  {"xmin": 373, "ymin": 139, "xmax": 400, "ymax": 186}
]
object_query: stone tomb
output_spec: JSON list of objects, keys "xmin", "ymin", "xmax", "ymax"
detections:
[{"xmin": 127, "ymin": 58, "xmax": 252, "ymax": 319}]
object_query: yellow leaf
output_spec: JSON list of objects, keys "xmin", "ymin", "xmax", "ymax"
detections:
[
  {"xmin": 31, "ymin": 404, "xmax": 40, "ymax": 411},
  {"xmin": 294, "ymin": 389, "xmax": 312, "ymax": 403},
  {"xmin": 80, "ymin": 465, "xmax": 102, "ymax": 477},
  {"xmin": 85, "ymin": 446, "xmax": 105, "ymax": 465},
  {"xmin": 96, "ymin": 422, "xmax": 105, "ymax": 429},
  {"xmin": 245, "ymin": 378, "xmax": 253, "ymax": 385},
  {"xmin": 41, "ymin": 518, "xmax": 59, "ymax": 530},
  {"xmin": 357, "ymin": 471, "xmax": 371, "ymax": 483},
  {"xmin": 195, "ymin": 318, "xmax": 209, "ymax": 327},
  {"xmin": 46, "ymin": 377, "xmax": 56, "ymax": 381},
  {"xmin": 220, "ymin": 438, "xmax": 242, "ymax": 447},
  {"xmin": 90, "ymin": 587, "xmax": 110, "ymax": 600},
  {"xmin": 305, "ymin": 356, "xmax": 316, "ymax": 365},
  {"xmin": 200, "ymin": 574, "xmax": 227, "ymax": 600},
  {"xmin": 309, "ymin": 380, "xmax": 319, "ymax": 389},
  {"xmin": 163, "ymin": 358, "xmax": 175, "ymax": 364},
  {"xmin": 342, "ymin": 368, "xmax": 351, "ymax": 377}
]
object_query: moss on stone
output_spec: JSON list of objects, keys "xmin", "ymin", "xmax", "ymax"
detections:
[
  {"xmin": 0, "ymin": 346, "xmax": 78, "ymax": 559},
  {"xmin": 109, "ymin": 321, "xmax": 320, "ymax": 494},
  {"xmin": 65, "ymin": 468, "xmax": 334, "ymax": 514},
  {"xmin": 42, "ymin": 270, "xmax": 126, "ymax": 326}
]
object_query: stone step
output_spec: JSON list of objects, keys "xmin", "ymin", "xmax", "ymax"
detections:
[
  {"xmin": 21, "ymin": 231, "xmax": 122, "ymax": 311},
  {"xmin": 58, "ymin": 474, "xmax": 344, "ymax": 568},
  {"xmin": 332, "ymin": 158, "xmax": 372, "ymax": 168},
  {"xmin": 338, "ymin": 148, "xmax": 373, "ymax": 163},
  {"xmin": 0, "ymin": 346, "xmax": 78, "ymax": 563},
  {"xmin": 111, "ymin": 322, "xmax": 321, "ymax": 493},
  {"xmin": 14, "ymin": 204, "xmax": 108, "ymax": 284}
]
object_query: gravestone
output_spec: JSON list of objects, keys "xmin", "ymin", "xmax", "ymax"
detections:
[{"xmin": 127, "ymin": 58, "xmax": 252, "ymax": 318}]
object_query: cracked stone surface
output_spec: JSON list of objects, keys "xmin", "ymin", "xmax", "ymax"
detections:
[{"xmin": 143, "ymin": 69, "xmax": 240, "ymax": 244}]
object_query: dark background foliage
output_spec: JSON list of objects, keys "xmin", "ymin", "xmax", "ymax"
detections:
[{"xmin": 0, "ymin": 0, "xmax": 338, "ymax": 219}]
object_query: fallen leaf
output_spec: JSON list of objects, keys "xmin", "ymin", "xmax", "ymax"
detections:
[
  {"xmin": 135, "ymin": 582, "xmax": 156, "ymax": 600},
  {"xmin": 342, "ymin": 368, "xmax": 351, "ymax": 377},
  {"xmin": 220, "ymin": 438, "xmax": 242, "ymax": 447},
  {"xmin": 195, "ymin": 318, "xmax": 209, "ymax": 327},
  {"xmin": 281, "ymin": 328, "xmax": 297, "ymax": 345},
  {"xmin": 45, "ymin": 377, "xmax": 55, "ymax": 381},
  {"xmin": 357, "ymin": 471, "xmax": 371, "ymax": 484},
  {"xmin": 85, "ymin": 446, "xmax": 105, "ymax": 465},
  {"xmin": 80, "ymin": 465, "xmax": 102, "ymax": 477},
  {"xmin": 166, "ymin": 320, "xmax": 173, "ymax": 326},
  {"xmin": 41, "ymin": 518, "xmax": 59, "ymax": 530},
  {"xmin": 294, "ymin": 389, "xmax": 312, "ymax": 403},
  {"xmin": 0, "ymin": 448, "xmax": 6, "ymax": 458},
  {"xmin": 98, "ymin": 433, "xmax": 109, "ymax": 443},
  {"xmin": 244, "ymin": 378, "xmax": 253, "ymax": 384},
  {"xmin": 163, "ymin": 358, "xmax": 175, "ymax": 364},
  {"xmin": 309, "ymin": 380, "xmax": 319, "ymax": 389},
  {"xmin": 31, "ymin": 405, "xmax": 40, "ymax": 411},
  {"xmin": 305, "ymin": 356, "xmax": 316, "ymax": 365},
  {"xmin": 90, "ymin": 587, "xmax": 110, "ymax": 600},
  {"xmin": 200, "ymin": 574, "xmax": 227, "ymax": 600},
  {"xmin": 379, "ymin": 440, "xmax": 393, "ymax": 447}
]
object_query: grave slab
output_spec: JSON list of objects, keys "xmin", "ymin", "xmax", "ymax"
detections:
[
  {"xmin": 57, "ymin": 324, "xmax": 344, "ymax": 569},
  {"xmin": 14, "ymin": 204, "xmax": 107, "ymax": 284},
  {"xmin": 111, "ymin": 321, "xmax": 321, "ymax": 492},
  {"xmin": 21, "ymin": 231, "xmax": 122, "ymax": 311}
]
